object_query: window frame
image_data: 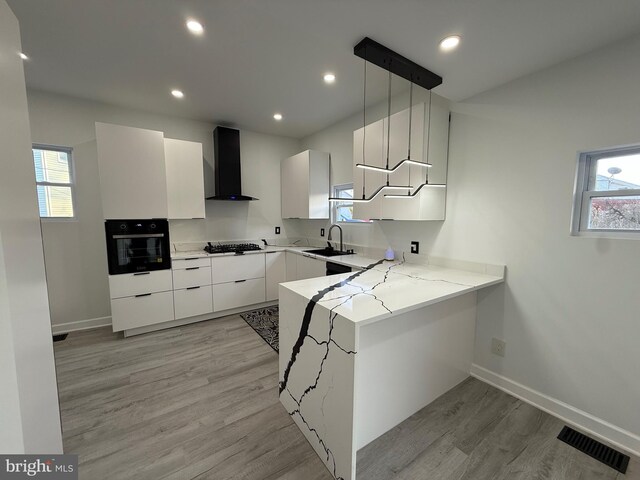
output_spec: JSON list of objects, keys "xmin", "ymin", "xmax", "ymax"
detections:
[
  {"xmin": 571, "ymin": 144, "xmax": 640, "ymax": 237},
  {"xmin": 33, "ymin": 143, "xmax": 77, "ymax": 221},
  {"xmin": 330, "ymin": 183, "xmax": 372, "ymax": 224}
]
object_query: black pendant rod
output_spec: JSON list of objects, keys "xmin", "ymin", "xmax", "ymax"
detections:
[
  {"xmin": 361, "ymin": 52, "xmax": 367, "ymax": 199},
  {"xmin": 385, "ymin": 66, "xmax": 392, "ymax": 185},
  {"xmin": 354, "ymin": 37, "xmax": 442, "ymax": 90}
]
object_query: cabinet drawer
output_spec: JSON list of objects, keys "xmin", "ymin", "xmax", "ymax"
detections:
[
  {"xmin": 111, "ymin": 291, "xmax": 174, "ymax": 332},
  {"xmin": 108, "ymin": 270, "xmax": 172, "ymax": 299},
  {"xmin": 171, "ymin": 257, "xmax": 210, "ymax": 269},
  {"xmin": 211, "ymin": 254, "xmax": 265, "ymax": 284},
  {"xmin": 213, "ymin": 278, "xmax": 265, "ymax": 312},
  {"xmin": 172, "ymin": 266, "xmax": 211, "ymax": 289},
  {"xmin": 174, "ymin": 286, "xmax": 213, "ymax": 320}
]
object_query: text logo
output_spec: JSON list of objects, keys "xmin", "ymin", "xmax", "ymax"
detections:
[{"xmin": 0, "ymin": 455, "xmax": 77, "ymax": 480}]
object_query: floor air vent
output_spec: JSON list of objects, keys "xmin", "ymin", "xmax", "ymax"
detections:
[{"xmin": 557, "ymin": 426, "xmax": 629, "ymax": 474}]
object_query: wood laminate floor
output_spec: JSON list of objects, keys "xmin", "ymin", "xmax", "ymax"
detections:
[{"xmin": 54, "ymin": 316, "xmax": 639, "ymax": 480}]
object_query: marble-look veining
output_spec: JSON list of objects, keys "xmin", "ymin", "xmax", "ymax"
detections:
[
  {"xmin": 279, "ymin": 252, "xmax": 505, "ymax": 480},
  {"xmin": 282, "ymin": 254, "xmax": 503, "ymax": 326}
]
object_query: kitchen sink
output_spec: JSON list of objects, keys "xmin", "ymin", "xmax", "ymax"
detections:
[{"xmin": 303, "ymin": 248, "xmax": 354, "ymax": 258}]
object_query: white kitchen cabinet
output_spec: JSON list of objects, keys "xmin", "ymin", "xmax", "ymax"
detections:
[
  {"xmin": 172, "ymin": 266, "xmax": 212, "ymax": 290},
  {"xmin": 352, "ymin": 96, "xmax": 450, "ymax": 221},
  {"xmin": 174, "ymin": 286, "xmax": 214, "ymax": 320},
  {"xmin": 171, "ymin": 257, "xmax": 210, "ymax": 269},
  {"xmin": 111, "ymin": 291, "xmax": 174, "ymax": 332},
  {"xmin": 285, "ymin": 252, "xmax": 298, "ymax": 281},
  {"xmin": 213, "ymin": 278, "xmax": 266, "ymax": 312},
  {"xmin": 281, "ymin": 150, "xmax": 330, "ymax": 219},
  {"xmin": 164, "ymin": 138, "xmax": 205, "ymax": 219},
  {"xmin": 211, "ymin": 254, "xmax": 265, "ymax": 284},
  {"xmin": 108, "ymin": 270, "xmax": 173, "ymax": 299},
  {"xmin": 172, "ymin": 256, "xmax": 213, "ymax": 320},
  {"xmin": 96, "ymin": 122, "xmax": 168, "ymax": 219},
  {"xmin": 296, "ymin": 254, "xmax": 326, "ymax": 280},
  {"xmin": 108, "ymin": 270, "xmax": 175, "ymax": 332},
  {"xmin": 265, "ymin": 251, "xmax": 286, "ymax": 301}
]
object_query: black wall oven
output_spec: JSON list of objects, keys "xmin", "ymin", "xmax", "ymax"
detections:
[{"xmin": 105, "ymin": 219, "xmax": 171, "ymax": 275}]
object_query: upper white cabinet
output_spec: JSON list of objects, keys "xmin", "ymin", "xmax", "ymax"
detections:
[
  {"xmin": 96, "ymin": 122, "xmax": 168, "ymax": 219},
  {"xmin": 281, "ymin": 150, "xmax": 330, "ymax": 219},
  {"xmin": 352, "ymin": 95, "xmax": 450, "ymax": 221},
  {"xmin": 164, "ymin": 138, "xmax": 205, "ymax": 219}
]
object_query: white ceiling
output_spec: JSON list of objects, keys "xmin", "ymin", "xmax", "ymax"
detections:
[{"xmin": 8, "ymin": 0, "xmax": 640, "ymax": 138}]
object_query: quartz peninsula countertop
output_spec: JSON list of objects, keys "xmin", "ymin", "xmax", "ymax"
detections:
[{"xmin": 280, "ymin": 252, "xmax": 505, "ymax": 326}]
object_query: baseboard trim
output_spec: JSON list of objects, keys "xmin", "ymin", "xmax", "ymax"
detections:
[
  {"xmin": 51, "ymin": 316, "xmax": 111, "ymax": 334},
  {"xmin": 470, "ymin": 364, "xmax": 640, "ymax": 458}
]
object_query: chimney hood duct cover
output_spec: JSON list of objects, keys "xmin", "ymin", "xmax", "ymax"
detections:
[{"xmin": 207, "ymin": 126, "xmax": 258, "ymax": 201}]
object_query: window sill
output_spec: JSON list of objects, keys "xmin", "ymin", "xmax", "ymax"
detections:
[
  {"xmin": 40, "ymin": 217, "xmax": 78, "ymax": 223},
  {"xmin": 571, "ymin": 230, "xmax": 640, "ymax": 240}
]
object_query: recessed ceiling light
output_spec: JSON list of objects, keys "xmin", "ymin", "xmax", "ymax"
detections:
[
  {"xmin": 273, "ymin": 113, "xmax": 283, "ymax": 121},
  {"xmin": 19, "ymin": 52, "xmax": 28, "ymax": 60},
  {"xmin": 186, "ymin": 19, "xmax": 204, "ymax": 35},
  {"xmin": 323, "ymin": 73, "xmax": 336, "ymax": 84},
  {"xmin": 171, "ymin": 89, "xmax": 184, "ymax": 99},
  {"xmin": 439, "ymin": 35, "xmax": 461, "ymax": 51}
]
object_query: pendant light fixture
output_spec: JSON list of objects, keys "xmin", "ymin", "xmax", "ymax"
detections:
[
  {"xmin": 329, "ymin": 47, "xmax": 412, "ymax": 203},
  {"xmin": 330, "ymin": 37, "xmax": 444, "ymax": 203},
  {"xmin": 385, "ymin": 89, "xmax": 446, "ymax": 198}
]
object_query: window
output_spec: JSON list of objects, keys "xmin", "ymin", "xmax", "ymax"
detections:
[
  {"xmin": 331, "ymin": 183, "xmax": 371, "ymax": 223},
  {"xmin": 32, "ymin": 145, "xmax": 75, "ymax": 218},
  {"xmin": 572, "ymin": 145, "xmax": 640, "ymax": 235},
  {"xmin": 332, "ymin": 184, "xmax": 354, "ymax": 222}
]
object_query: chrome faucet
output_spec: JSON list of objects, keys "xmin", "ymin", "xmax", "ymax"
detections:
[{"xmin": 327, "ymin": 224, "xmax": 343, "ymax": 252}]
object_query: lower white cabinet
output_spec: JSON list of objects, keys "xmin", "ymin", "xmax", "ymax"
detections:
[
  {"xmin": 172, "ymin": 266, "xmax": 212, "ymax": 290},
  {"xmin": 110, "ymin": 251, "xmax": 287, "ymax": 334},
  {"xmin": 265, "ymin": 251, "xmax": 286, "ymax": 301},
  {"xmin": 174, "ymin": 286, "xmax": 214, "ymax": 320},
  {"xmin": 213, "ymin": 278, "xmax": 266, "ymax": 312},
  {"xmin": 109, "ymin": 270, "xmax": 173, "ymax": 299},
  {"xmin": 109, "ymin": 270, "xmax": 175, "ymax": 332},
  {"xmin": 296, "ymin": 255, "xmax": 326, "ymax": 280},
  {"xmin": 111, "ymin": 291, "xmax": 174, "ymax": 331},
  {"xmin": 285, "ymin": 252, "xmax": 298, "ymax": 281},
  {"xmin": 211, "ymin": 254, "xmax": 265, "ymax": 284},
  {"xmin": 282, "ymin": 252, "xmax": 325, "ymax": 281}
]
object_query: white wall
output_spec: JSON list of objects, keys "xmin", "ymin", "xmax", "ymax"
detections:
[
  {"xmin": 26, "ymin": 91, "xmax": 300, "ymax": 329},
  {"xmin": 298, "ymin": 35, "xmax": 640, "ymax": 451},
  {"xmin": 437, "ymin": 35, "xmax": 640, "ymax": 448},
  {"xmin": 0, "ymin": 0, "xmax": 62, "ymax": 453}
]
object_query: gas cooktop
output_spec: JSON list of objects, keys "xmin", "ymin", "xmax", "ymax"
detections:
[{"xmin": 203, "ymin": 243, "xmax": 262, "ymax": 254}]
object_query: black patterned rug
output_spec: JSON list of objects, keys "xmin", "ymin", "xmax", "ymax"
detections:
[{"xmin": 240, "ymin": 305, "xmax": 279, "ymax": 352}]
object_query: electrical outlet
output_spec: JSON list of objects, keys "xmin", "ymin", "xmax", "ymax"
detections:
[
  {"xmin": 275, "ymin": 226, "xmax": 281, "ymax": 235},
  {"xmin": 320, "ymin": 228, "xmax": 325, "ymax": 237},
  {"xmin": 491, "ymin": 338, "xmax": 506, "ymax": 357},
  {"xmin": 410, "ymin": 241, "xmax": 419, "ymax": 254}
]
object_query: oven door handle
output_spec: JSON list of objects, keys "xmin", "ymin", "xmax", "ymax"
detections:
[{"xmin": 112, "ymin": 233, "xmax": 165, "ymax": 239}]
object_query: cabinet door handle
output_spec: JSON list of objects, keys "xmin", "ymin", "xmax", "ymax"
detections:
[
  {"xmin": 235, "ymin": 279, "xmax": 247, "ymax": 283},
  {"xmin": 135, "ymin": 293, "xmax": 152, "ymax": 298},
  {"xmin": 186, "ymin": 267, "xmax": 200, "ymax": 271},
  {"xmin": 186, "ymin": 286, "xmax": 201, "ymax": 290},
  {"xmin": 185, "ymin": 257, "xmax": 199, "ymax": 261},
  {"xmin": 133, "ymin": 272, "xmax": 150, "ymax": 276}
]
